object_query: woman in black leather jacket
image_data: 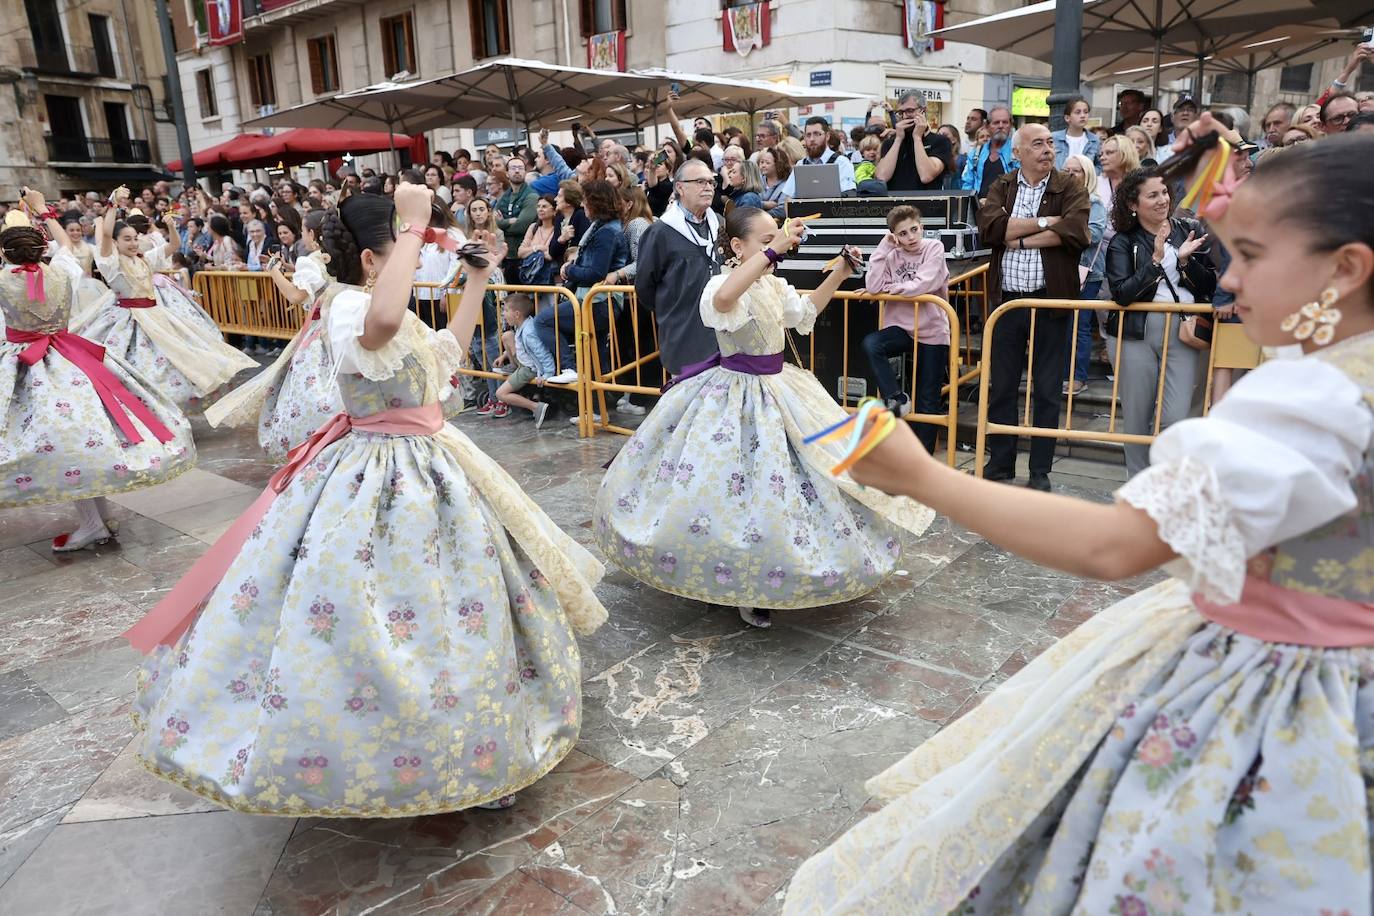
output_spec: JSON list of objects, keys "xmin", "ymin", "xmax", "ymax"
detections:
[{"xmin": 1104, "ymin": 167, "xmax": 1217, "ymax": 476}]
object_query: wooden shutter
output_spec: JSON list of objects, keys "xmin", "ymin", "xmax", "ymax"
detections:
[
  {"xmin": 403, "ymin": 13, "xmax": 416, "ymax": 72},
  {"xmin": 613, "ymin": 0, "xmax": 626, "ymax": 31},
  {"xmin": 496, "ymin": 0, "xmax": 510, "ymax": 55},
  {"xmin": 325, "ymin": 35, "xmax": 339, "ymax": 91},
  {"xmin": 307, "ymin": 39, "xmax": 324, "ymax": 94},
  {"xmin": 579, "ymin": 0, "xmax": 593, "ymax": 37}
]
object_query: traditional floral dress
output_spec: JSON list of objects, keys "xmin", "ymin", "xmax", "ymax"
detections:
[
  {"xmin": 204, "ymin": 252, "xmax": 344, "ymax": 461},
  {"xmin": 785, "ymin": 335, "xmax": 1374, "ymax": 915},
  {"xmin": 0, "ymin": 250, "xmax": 194, "ymax": 507},
  {"xmin": 130, "ymin": 291, "xmax": 607, "ymax": 816},
  {"xmin": 595, "ymin": 269, "xmax": 932, "ymax": 610},
  {"xmin": 74, "ymin": 250, "xmax": 256, "ymax": 410}
]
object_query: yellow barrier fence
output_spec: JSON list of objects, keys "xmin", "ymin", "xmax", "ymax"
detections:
[
  {"xmin": 973, "ymin": 298, "xmax": 1261, "ymax": 475},
  {"xmin": 578, "ymin": 284, "xmax": 665, "ymax": 437},
  {"xmin": 412, "ymin": 281, "xmax": 593, "ymax": 437},
  {"xmin": 947, "ymin": 263, "xmax": 989, "ymax": 389},
  {"xmin": 192, "ymin": 270, "xmax": 301, "ymax": 340},
  {"xmin": 579, "ymin": 285, "xmax": 964, "ymax": 466}
]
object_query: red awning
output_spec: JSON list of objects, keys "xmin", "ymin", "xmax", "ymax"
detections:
[{"xmin": 167, "ymin": 128, "xmax": 415, "ymax": 172}]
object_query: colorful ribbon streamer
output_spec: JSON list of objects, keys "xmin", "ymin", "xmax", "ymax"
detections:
[{"xmin": 803, "ymin": 397, "xmax": 898, "ymax": 477}]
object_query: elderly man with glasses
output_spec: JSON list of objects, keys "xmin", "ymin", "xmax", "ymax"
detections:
[
  {"xmin": 876, "ymin": 90, "xmax": 952, "ymax": 191},
  {"xmin": 632, "ymin": 159, "xmax": 724, "ymax": 379}
]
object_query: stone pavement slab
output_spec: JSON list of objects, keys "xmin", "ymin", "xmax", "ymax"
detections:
[{"xmin": 0, "ymin": 413, "xmax": 1128, "ymax": 914}]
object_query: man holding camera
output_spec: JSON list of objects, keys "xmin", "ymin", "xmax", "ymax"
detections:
[{"xmin": 876, "ymin": 91, "xmax": 952, "ymax": 192}]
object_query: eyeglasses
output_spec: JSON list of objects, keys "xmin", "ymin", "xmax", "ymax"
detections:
[
  {"xmin": 898, "ymin": 107, "xmax": 924, "ymax": 117},
  {"xmin": 677, "ymin": 178, "xmax": 715, "ymax": 188},
  {"xmin": 1327, "ymin": 111, "xmax": 1356, "ymax": 125}
]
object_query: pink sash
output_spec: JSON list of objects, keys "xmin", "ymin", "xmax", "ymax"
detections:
[
  {"xmin": 1194, "ymin": 575, "xmax": 1374, "ymax": 648},
  {"xmin": 123, "ymin": 402, "xmax": 445, "ymax": 653},
  {"xmin": 6, "ymin": 327, "xmax": 174, "ymax": 445}
]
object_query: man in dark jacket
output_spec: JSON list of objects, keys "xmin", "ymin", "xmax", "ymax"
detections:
[
  {"xmin": 976, "ymin": 123, "xmax": 1091, "ymax": 491},
  {"xmin": 634, "ymin": 159, "xmax": 723, "ymax": 377}
]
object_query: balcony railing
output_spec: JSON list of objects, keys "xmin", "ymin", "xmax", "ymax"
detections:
[
  {"xmin": 17, "ymin": 39, "xmax": 104, "ymax": 77},
  {"xmin": 46, "ymin": 136, "xmax": 152, "ymax": 164}
]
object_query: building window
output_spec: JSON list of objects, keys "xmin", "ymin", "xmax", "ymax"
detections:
[
  {"xmin": 195, "ymin": 68, "xmax": 218, "ymax": 118},
  {"xmin": 248, "ymin": 53, "xmax": 276, "ymax": 109},
  {"xmin": 470, "ymin": 0, "xmax": 510, "ymax": 59},
  {"xmin": 1210, "ymin": 72, "xmax": 1248, "ymax": 105},
  {"xmin": 307, "ymin": 34, "xmax": 340, "ymax": 94},
  {"xmin": 380, "ymin": 13, "xmax": 416, "ymax": 77},
  {"xmin": 89, "ymin": 14, "xmax": 118, "ymax": 77},
  {"xmin": 580, "ymin": 0, "xmax": 625, "ymax": 36},
  {"xmin": 1279, "ymin": 63, "xmax": 1313, "ymax": 95}
]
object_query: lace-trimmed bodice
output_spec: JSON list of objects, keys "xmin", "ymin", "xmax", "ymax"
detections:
[
  {"xmin": 699, "ymin": 271, "xmax": 817, "ymax": 358},
  {"xmin": 94, "ymin": 252, "xmax": 155, "ymax": 299},
  {"xmin": 1257, "ymin": 342, "xmax": 1374, "ymax": 601},
  {"xmin": 324, "ymin": 287, "xmax": 465, "ymax": 418},
  {"xmin": 0, "ymin": 261, "xmax": 75, "ymax": 332}
]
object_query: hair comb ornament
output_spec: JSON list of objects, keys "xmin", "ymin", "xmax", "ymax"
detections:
[
  {"xmin": 803, "ymin": 398, "xmax": 897, "ymax": 478},
  {"xmin": 3, "ymin": 209, "xmax": 33, "ymax": 230}
]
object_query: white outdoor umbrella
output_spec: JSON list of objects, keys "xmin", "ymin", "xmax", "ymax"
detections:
[
  {"xmin": 930, "ymin": 0, "xmax": 1374, "ymax": 100},
  {"xmin": 575, "ymin": 68, "xmax": 871, "ymax": 139},
  {"xmin": 1086, "ymin": 24, "xmax": 1361, "ymax": 105},
  {"xmin": 244, "ymin": 59, "xmax": 669, "ymax": 139}
]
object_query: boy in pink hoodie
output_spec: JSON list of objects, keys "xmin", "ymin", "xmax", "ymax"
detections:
[{"xmin": 862, "ymin": 205, "xmax": 951, "ymax": 452}]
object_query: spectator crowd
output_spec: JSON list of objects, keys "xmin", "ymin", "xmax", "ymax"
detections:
[{"xmin": 20, "ymin": 43, "xmax": 1373, "ymax": 454}]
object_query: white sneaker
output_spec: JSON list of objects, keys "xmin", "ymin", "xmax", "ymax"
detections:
[
  {"xmin": 547, "ymin": 370, "xmax": 579, "ymax": 384},
  {"xmin": 616, "ymin": 396, "xmax": 646, "ymax": 416},
  {"xmin": 533, "ymin": 402, "xmax": 550, "ymax": 429},
  {"xmin": 570, "ymin": 413, "xmax": 601, "ymax": 425}
]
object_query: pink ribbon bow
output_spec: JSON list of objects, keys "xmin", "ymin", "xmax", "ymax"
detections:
[{"xmin": 10, "ymin": 263, "xmax": 44, "ymax": 304}]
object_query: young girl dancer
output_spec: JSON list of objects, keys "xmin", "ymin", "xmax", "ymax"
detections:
[
  {"xmin": 124, "ymin": 184, "xmax": 607, "ymax": 815},
  {"xmin": 1, "ymin": 193, "xmax": 194, "ymax": 551},
  {"xmin": 203, "ymin": 209, "xmax": 344, "ymax": 461},
  {"xmin": 74, "ymin": 186, "xmax": 256, "ymax": 410},
  {"xmin": 785, "ymin": 124, "xmax": 1374, "ymax": 913},
  {"xmin": 595, "ymin": 206, "xmax": 932, "ymax": 628}
]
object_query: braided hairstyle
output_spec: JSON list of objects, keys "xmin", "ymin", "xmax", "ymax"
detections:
[
  {"xmin": 0, "ymin": 227, "xmax": 47, "ymax": 265},
  {"xmin": 717, "ymin": 204, "xmax": 767, "ymax": 264},
  {"xmin": 319, "ymin": 192, "xmax": 396, "ymax": 285}
]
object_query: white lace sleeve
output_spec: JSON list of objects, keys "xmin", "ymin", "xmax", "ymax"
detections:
[
  {"xmin": 780, "ymin": 279, "xmax": 818, "ymax": 335},
  {"xmin": 327, "ymin": 289, "xmax": 415, "ymax": 381},
  {"xmin": 48, "ymin": 248, "xmax": 85, "ymax": 285},
  {"xmin": 699, "ymin": 270, "xmax": 754, "ymax": 333},
  {"xmin": 94, "ymin": 251, "xmax": 121, "ymax": 283},
  {"xmin": 1117, "ymin": 456, "xmax": 1247, "ymax": 601},
  {"xmin": 1117, "ymin": 357, "xmax": 1370, "ymax": 603},
  {"xmin": 290, "ymin": 256, "xmax": 327, "ymax": 299}
]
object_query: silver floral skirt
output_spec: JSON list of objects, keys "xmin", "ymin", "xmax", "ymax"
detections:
[{"xmin": 595, "ymin": 365, "xmax": 931, "ymax": 610}]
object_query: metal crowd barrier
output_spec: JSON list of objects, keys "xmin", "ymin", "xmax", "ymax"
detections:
[
  {"xmin": 412, "ymin": 280, "xmax": 591, "ymax": 437},
  {"xmin": 578, "ymin": 284, "xmax": 964, "ymax": 467},
  {"xmin": 947, "ymin": 263, "xmax": 989, "ymax": 389},
  {"xmin": 578, "ymin": 284, "xmax": 665, "ymax": 438},
  {"xmin": 973, "ymin": 298, "xmax": 1262, "ymax": 476},
  {"xmin": 192, "ymin": 270, "xmax": 300, "ymax": 340}
]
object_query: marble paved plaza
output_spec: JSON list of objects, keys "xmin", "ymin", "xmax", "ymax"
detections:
[{"xmin": 0, "ymin": 409, "xmax": 1149, "ymax": 915}]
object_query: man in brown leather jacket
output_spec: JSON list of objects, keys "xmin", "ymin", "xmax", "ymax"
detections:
[{"xmin": 976, "ymin": 122, "xmax": 1091, "ymax": 491}]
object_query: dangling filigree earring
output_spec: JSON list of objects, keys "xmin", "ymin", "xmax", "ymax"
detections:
[
  {"xmin": 1281, "ymin": 286, "xmax": 1342, "ymax": 346},
  {"xmin": 363, "ymin": 268, "xmax": 377, "ymax": 293}
]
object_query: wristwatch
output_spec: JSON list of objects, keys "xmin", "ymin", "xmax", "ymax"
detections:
[
  {"xmin": 1037, "ymin": 217, "xmax": 1049, "ymax": 230},
  {"xmin": 1018, "ymin": 238, "xmax": 1026, "ymax": 250}
]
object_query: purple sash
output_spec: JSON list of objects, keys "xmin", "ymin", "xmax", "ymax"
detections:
[{"xmin": 660, "ymin": 351, "xmax": 785, "ymax": 393}]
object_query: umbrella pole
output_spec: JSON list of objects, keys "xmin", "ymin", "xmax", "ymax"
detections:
[
  {"xmin": 1151, "ymin": 0, "xmax": 1163, "ymax": 104},
  {"xmin": 1195, "ymin": 55, "xmax": 1206, "ymax": 102}
]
